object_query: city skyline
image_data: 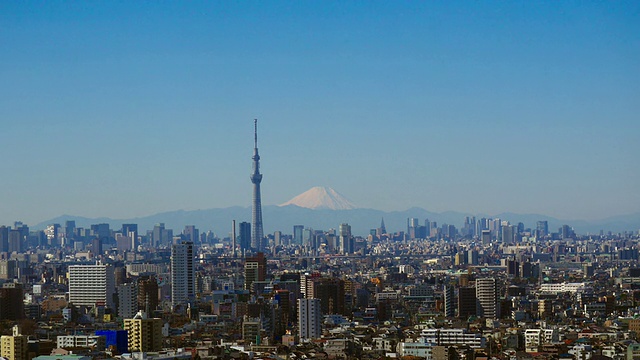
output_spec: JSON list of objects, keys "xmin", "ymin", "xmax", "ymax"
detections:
[{"xmin": 1, "ymin": 2, "xmax": 638, "ymax": 225}]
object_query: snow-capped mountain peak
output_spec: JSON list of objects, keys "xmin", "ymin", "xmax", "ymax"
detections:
[{"xmin": 279, "ymin": 186, "xmax": 357, "ymax": 210}]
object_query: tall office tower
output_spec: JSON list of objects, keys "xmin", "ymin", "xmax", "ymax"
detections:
[
  {"xmin": 380, "ymin": 218, "xmax": 386, "ymax": 235},
  {"xmin": 183, "ymin": 225, "xmax": 199, "ymax": 243},
  {"xmin": 250, "ymin": 119, "xmax": 264, "ymax": 252},
  {"xmin": 302, "ymin": 228, "xmax": 313, "ymax": 248},
  {"xmin": 124, "ymin": 311, "xmax": 163, "ymax": 352},
  {"xmin": 152, "ymin": 223, "xmax": 165, "ymax": 247},
  {"xmin": 244, "ymin": 252, "xmax": 266, "ymax": 292},
  {"xmin": 298, "ymin": 298, "xmax": 321, "ymax": 340},
  {"xmin": 171, "ymin": 242, "xmax": 195, "ymax": 310},
  {"xmin": 122, "ymin": 224, "xmax": 138, "ymax": 250},
  {"xmin": 561, "ymin": 225, "xmax": 574, "ymax": 240},
  {"xmin": 92, "ymin": 238, "xmax": 103, "ymax": 255},
  {"xmin": 116, "ymin": 233, "xmax": 132, "ymax": 253},
  {"xmin": 118, "ymin": 282, "xmax": 138, "ymax": 319},
  {"xmin": 458, "ymin": 286, "xmax": 477, "ymax": 319},
  {"xmin": 64, "ymin": 220, "xmax": 76, "ymax": 241},
  {"xmin": 536, "ymin": 221, "xmax": 549, "ymax": 238},
  {"xmin": 293, "ymin": 225, "xmax": 304, "ymax": 245},
  {"xmin": 407, "ymin": 218, "xmax": 419, "ymax": 237},
  {"xmin": 481, "ymin": 230, "xmax": 492, "ymax": 245},
  {"xmin": 137, "ymin": 276, "xmax": 159, "ymax": 314},
  {"xmin": 232, "ymin": 220, "xmax": 238, "ymax": 257},
  {"xmin": 8, "ymin": 230, "xmax": 21, "ymax": 253},
  {"xmin": 0, "ymin": 325, "xmax": 27, "ymax": 360},
  {"xmin": 274, "ymin": 231, "xmax": 282, "ymax": 247},
  {"xmin": 91, "ymin": 223, "xmax": 111, "ymax": 240},
  {"xmin": 444, "ymin": 285, "xmax": 455, "ymax": 318},
  {"xmin": 339, "ymin": 223, "xmax": 352, "ymax": 254},
  {"xmin": 501, "ymin": 224, "xmax": 515, "ymax": 244},
  {"xmin": 0, "ymin": 226, "xmax": 7, "ymax": 253},
  {"xmin": 476, "ymin": 277, "xmax": 499, "ymax": 319},
  {"xmin": 68, "ymin": 264, "xmax": 115, "ymax": 309},
  {"xmin": 467, "ymin": 249, "xmax": 479, "ymax": 265},
  {"xmin": 239, "ymin": 222, "xmax": 251, "ymax": 253},
  {"xmin": 46, "ymin": 224, "xmax": 60, "ymax": 247}
]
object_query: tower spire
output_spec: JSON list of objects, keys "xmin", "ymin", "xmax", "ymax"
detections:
[
  {"xmin": 254, "ymin": 118, "xmax": 258, "ymax": 149},
  {"xmin": 250, "ymin": 119, "xmax": 264, "ymax": 252}
]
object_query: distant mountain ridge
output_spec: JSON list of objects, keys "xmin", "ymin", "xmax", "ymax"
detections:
[{"xmin": 34, "ymin": 206, "xmax": 640, "ymax": 236}]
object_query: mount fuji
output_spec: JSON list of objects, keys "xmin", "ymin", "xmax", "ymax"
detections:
[{"xmin": 279, "ymin": 186, "xmax": 357, "ymax": 210}]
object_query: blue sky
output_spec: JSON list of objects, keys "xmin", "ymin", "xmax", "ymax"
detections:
[{"xmin": 0, "ymin": 1, "xmax": 638, "ymax": 225}]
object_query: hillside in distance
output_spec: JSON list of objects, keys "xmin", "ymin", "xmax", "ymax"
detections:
[{"xmin": 35, "ymin": 206, "xmax": 640, "ymax": 236}]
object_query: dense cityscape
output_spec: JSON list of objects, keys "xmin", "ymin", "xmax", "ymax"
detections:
[{"xmin": 0, "ymin": 120, "xmax": 639, "ymax": 360}]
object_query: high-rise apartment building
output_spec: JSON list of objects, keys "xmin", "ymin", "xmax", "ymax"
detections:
[
  {"xmin": 0, "ymin": 326, "xmax": 27, "ymax": 360},
  {"xmin": 444, "ymin": 285, "xmax": 455, "ymax": 318},
  {"xmin": 118, "ymin": 282, "xmax": 138, "ymax": 319},
  {"xmin": 137, "ymin": 276, "xmax": 159, "ymax": 314},
  {"xmin": 0, "ymin": 283, "xmax": 24, "ymax": 321},
  {"xmin": 312, "ymin": 278, "xmax": 346, "ymax": 315},
  {"xmin": 458, "ymin": 286, "xmax": 477, "ymax": 319},
  {"xmin": 171, "ymin": 242, "xmax": 195, "ymax": 310},
  {"xmin": 68, "ymin": 264, "xmax": 115, "ymax": 309},
  {"xmin": 476, "ymin": 277, "xmax": 499, "ymax": 319},
  {"xmin": 244, "ymin": 252, "xmax": 266, "ymax": 292},
  {"xmin": 298, "ymin": 298, "xmax": 321, "ymax": 340},
  {"xmin": 124, "ymin": 311, "xmax": 163, "ymax": 352}
]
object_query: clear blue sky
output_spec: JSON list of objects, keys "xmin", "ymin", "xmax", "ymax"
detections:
[{"xmin": 1, "ymin": 1, "xmax": 638, "ymax": 225}]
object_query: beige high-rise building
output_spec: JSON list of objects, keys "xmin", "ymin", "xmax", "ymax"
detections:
[
  {"xmin": 476, "ymin": 277, "xmax": 499, "ymax": 319},
  {"xmin": 124, "ymin": 311, "xmax": 163, "ymax": 352},
  {"xmin": 0, "ymin": 325, "xmax": 28, "ymax": 360}
]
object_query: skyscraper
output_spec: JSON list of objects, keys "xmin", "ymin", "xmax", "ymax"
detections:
[
  {"xmin": 250, "ymin": 119, "xmax": 264, "ymax": 252},
  {"xmin": 68, "ymin": 264, "xmax": 115, "ymax": 309},
  {"xmin": 244, "ymin": 252, "xmax": 266, "ymax": 292},
  {"xmin": 239, "ymin": 222, "xmax": 251, "ymax": 254},
  {"xmin": 444, "ymin": 285, "xmax": 455, "ymax": 318},
  {"xmin": 476, "ymin": 277, "xmax": 499, "ymax": 319},
  {"xmin": 171, "ymin": 242, "xmax": 195, "ymax": 310},
  {"xmin": 298, "ymin": 298, "xmax": 321, "ymax": 340},
  {"xmin": 458, "ymin": 286, "xmax": 477, "ymax": 319},
  {"xmin": 339, "ymin": 223, "xmax": 352, "ymax": 255}
]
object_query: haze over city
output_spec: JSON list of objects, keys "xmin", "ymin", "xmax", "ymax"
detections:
[{"xmin": 1, "ymin": 2, "xmax": 638, "ymax": 226}]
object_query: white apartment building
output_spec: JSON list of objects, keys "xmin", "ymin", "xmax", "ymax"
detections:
[
  {"xmin": 68, "ymin": 264, "xmax": 115, "ymax": 309},
  {"xmin": 397, "ymin": 341, "xmax": 434, "ymax": 359},
  {"xmin": 539, "ymin": 282, "xmax": 588, "ymax": 294},
  {"xmin": 419, "ymin": 329, "xmax": 485, "ymax": 348},
  {"xmin": 57, "ymin": 335, "xmax": 106, "ymax": 351},
  {"xmin": 524, "ymin": 329, "xmax": 559, "ymax": 353},
  {"xmin": 298, "ymin": 298, "xmax": 321, "ymax": 340}
]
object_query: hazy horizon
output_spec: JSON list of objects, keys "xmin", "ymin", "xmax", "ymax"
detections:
[{"xmin": 1, "ymin": 2, "xmax": 638, "ymax": 226}]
